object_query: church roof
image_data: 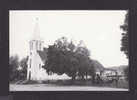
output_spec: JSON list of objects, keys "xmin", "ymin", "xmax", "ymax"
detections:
[{"xmin": 37, "ymin": 48, "xmax": 48, "ymax": 63}]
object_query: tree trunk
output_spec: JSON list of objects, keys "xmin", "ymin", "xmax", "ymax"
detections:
[
  {"xmin": 85, "ymin": 72, "xmax": 88, "ymax": 79},
  {"xmin": 72, "ymin": 75, "xmax": 76, "ymax": 81},
  {"xmin": 81, "ymin": 75, "xmax": 84, "ymax": 80},
  {"xmin": 92, "ymin": 75, "xmax": 95, "ymax": 84}
]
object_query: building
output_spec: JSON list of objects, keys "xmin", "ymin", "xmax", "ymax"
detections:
[{"xmin": 27, "ymin": 18, "xmax": 48, "ymax": 80}]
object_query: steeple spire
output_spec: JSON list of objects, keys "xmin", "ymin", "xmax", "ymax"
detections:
[{"xmin": 32, "ymin": 17, "xmax": 41, "ymax": 40}]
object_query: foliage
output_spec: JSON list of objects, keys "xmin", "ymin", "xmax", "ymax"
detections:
[
  {"xmin": 120, "ymin": 11, "xmax": 129, "ymax": 81},
  {"xmin": 19, "ymin": 56, "xmax": 28, "ymax": 80},
  {"xmin": 124, "ymin": 66, "xmax": 129, "ymax": 81},
  {"xmin": 120, "ymin": 11, "xmax": 128, "ymax": 59},
  {"xmin": 9, "ymin": 55, "xmax": 28, "ymax": 82},
  {"xmin": 43, "ymin": 37, "xmax": 95, "ymax": 80},
  {"xmin": 9, "ymin": 55, "xmax": 19, "ymax": 82}
]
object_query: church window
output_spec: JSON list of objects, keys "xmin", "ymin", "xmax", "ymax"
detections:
[
  {"xmin": 32, "ymin": 42, "xmax": 33, "ymax": 50},
  {"xmin": 36, "ymin": 41, "xmax": 38, "ymax": 50},
  {"xmin": 39, "ymin": 43, "xmax": 41, "ymax": 50},
  {"xmin": 30, "ymin": 42, "xmax": 33, "ymax": 50},
  {"xmin": 39, "ymin": 64, "xmax": 41, "ymax": 69},
  {"xmin": 30, "ymin": 59, "xmax": 31, "ymax": 68},
  {"xmin": 30, "ymin": 42, "xmax": 31, "ymax": 50}
]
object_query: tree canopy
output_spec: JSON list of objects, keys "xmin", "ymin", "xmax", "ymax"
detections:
[
  {"xmin": 120, "ymin": 11, "xmax": 129, "ymax": 80},
  {"xmin": 43, "ymin": 37, "xmax": 95, "ymax": 80},
  {"xmin": 19, "ymin": 56, "xmax": 28, "ymax": 80},
  {"xmin": 9, "ymin": 55, "xmax": 28, "ymax": 82},
  {"xmin": 9, "ymin": 55, "xmax": 19, "ymax": 82},
  {"xmin": 120, "ymin": 11, "xmax": 128, "ymax": 59}
]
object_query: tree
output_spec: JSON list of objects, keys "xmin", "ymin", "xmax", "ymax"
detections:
[
  {"xmin": 124, "ymin": 66, "xmax": 128, "ymax": 80},
  {"xmin": 9, "ymin": 55, "xmax": 29, "ymax": 82},
  {"xmin": 120, "ymin": 11, "xmax": 128, "ymax": 59},
  {"xmin": 44, "ymin": 37, "xmax": 79, "ymax": 80},
  {"xmin": 43, "ymin": 36, "xmax": 95, "ymax": 81},
  {"xmin": 120, "ymin": 11, "xmax": 129, "ymax": 80},
  {"xmin": 75, "ymin": 41, "xmax": 93, "ymax": 80},
  {"xmin": 45, "ymin": 45, "xmax": 66, "ymax": 75},
  {"xmin": 9, "ymin": 55, "xmax": 19, "ymax": 82},
  {"xmin": 19, "ymin": 56, "xmax": 28, "ymax": 80}
]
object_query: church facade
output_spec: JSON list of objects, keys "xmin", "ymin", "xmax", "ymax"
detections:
[{"xmin": 27, "ymin": 20, "xmax": 48, "ymax": 80}]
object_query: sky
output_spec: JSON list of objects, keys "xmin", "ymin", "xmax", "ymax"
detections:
[{"xmin": 9, "ymin": 10, "xmax": 128, "ymax": 67}]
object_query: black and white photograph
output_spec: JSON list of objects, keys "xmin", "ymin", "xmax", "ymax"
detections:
[{"xmin": 9, "ymin": 10, "xmax": 129, "ymax": 91}]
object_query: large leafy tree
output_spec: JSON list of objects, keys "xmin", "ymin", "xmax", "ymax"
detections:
[
  {"xmin": 120, "ymin": 11, "xmax": 128, "ymax": 59},
  {"xmin": 120, "ymin": 11, "xmax": 129, "ymax": 80},
  {"xmin": 44, "ymin": 37, "xmax": 78, "ymax": 80},
  {"xmin": 43, "ymin": 37, "xmax": 95, "ymax": 80},
  {"xmin": 75, "ymin": 41, "xmax": 91, "ymax": 79}
]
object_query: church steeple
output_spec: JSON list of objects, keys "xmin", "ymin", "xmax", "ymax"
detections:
[
  {"xmin": 32, "ymin": 17, "xmax": 41, "ymax": 40},
  {"xmin": 29, "ymin": 18, "xmax": 44, "ymax": 52}
]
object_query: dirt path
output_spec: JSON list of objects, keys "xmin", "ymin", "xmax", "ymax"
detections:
[{"xmin": 10, "ymin": 84, "xmax": 128, "ymax": 91}]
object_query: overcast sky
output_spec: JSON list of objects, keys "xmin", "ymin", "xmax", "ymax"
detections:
[{"xmin": 9, "ymin": 10, "xmax": 128, "ymax": 67}]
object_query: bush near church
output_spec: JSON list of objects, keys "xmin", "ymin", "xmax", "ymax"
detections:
[{"xmin": 9, "ymin": 55, "xmax": 28, "ymax": 82}]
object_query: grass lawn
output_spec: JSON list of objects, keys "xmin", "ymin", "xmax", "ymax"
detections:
[{"xmin": 13, "ymin": 78, "xmax": 128, "ymax": 89}]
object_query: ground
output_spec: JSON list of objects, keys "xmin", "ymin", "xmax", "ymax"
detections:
[{"xmin": 10, "ymin": 84, "xmax": 128, "ymax": 91}]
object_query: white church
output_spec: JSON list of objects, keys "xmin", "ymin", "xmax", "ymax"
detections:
[{"xmin": 27, "ymin": 19, "xmax": 70, "ymax": 81}]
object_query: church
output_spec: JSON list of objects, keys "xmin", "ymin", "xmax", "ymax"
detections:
[{"xmin": 27, "ymin": 19, "xmax": 70, "ymax": 81}]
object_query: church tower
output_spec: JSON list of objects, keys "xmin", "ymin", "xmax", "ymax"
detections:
[
  {"xmin": 27, "ymin": 18, "xmax": 45, "ymax": 80},
  {"xmin": 29, "ymin": 18, "xmax": 44, "ymax": 52}
]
